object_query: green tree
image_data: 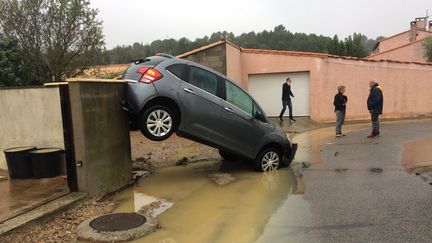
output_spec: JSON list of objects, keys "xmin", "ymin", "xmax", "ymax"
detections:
[
  {"xmin": 0, "ymin": 35, "xmax": 41, "ymax": 87},
  {"xmin": 0, "ymin": 0, "xmax": 104, "ymax": 83},
  {"xmin": 327, "ymin": 35, "xmax": 345, "ymax": 56},
  {"xmin": 423, "ymin": 37, "xmax": 432, "ymax": 62},
  {"xmin": 344, "ymin": 33, "xmax": 369, "ymax": 57}
]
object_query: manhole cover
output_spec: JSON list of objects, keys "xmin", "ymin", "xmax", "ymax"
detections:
[{"xmin": 89, "ymin": 213, "xmax": 146, "ymax": 232}]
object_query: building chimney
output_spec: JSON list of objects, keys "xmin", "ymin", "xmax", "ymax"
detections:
[
  {"xmin": 415, "ymin": 17, "xmax": 427, "ymax": 31},
  {"xmin": 410, "ymin": 21, "xmax": 417, "ymax": 42}
]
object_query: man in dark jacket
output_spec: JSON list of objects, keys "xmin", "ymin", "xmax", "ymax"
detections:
[
  {"xmin": 367, "ymin": 80, "xmax": 384, "ymax": 138},
  {"xmin": 334, "ymin": 85, "xmax": 348, "ymax": 137},
  {"xmin": 279, "ymin": 78, "xmax": 295, "ymax": 122}
]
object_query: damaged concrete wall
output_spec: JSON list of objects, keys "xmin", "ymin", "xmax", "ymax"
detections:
[
  {"xmin": 0, "ymin": 87, "xmax": 64, "ymax": 170},
  {"xmin": 69, "ymin": 81, "xmax": 132, "ymax": 197}
]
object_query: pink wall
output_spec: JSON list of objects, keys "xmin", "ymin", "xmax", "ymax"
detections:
[
  {"xmin": 226, "ymin": 43, "xmax": 243, "ymax": 85},
  {"xmin": 368, "ymin": 40, "xmax": 426, "ymax": 63},
  {"xmin": 234, "ymin": 51, "xmax": 432, "ymax": 122}
]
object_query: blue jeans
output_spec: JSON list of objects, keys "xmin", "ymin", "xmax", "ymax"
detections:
[
  {"xmin": 279, "ymin": 99, "xmax": 293, "ymax": 118},
  {"xmin": 335, "ymin": 110, "xmax": 345, "ymax": 135}
]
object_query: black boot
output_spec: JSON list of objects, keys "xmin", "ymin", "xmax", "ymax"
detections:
[{"xmin": 290, "ymin": 117, "xmax": 296, "ymax": 122}]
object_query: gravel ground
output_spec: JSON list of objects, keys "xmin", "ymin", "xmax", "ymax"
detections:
[
  {"xmin": 130, "ymin": 131, "xmax": 219, "ymax": 170},
  {"xmin": 0, "ymin": 199, "xmax": 115, "ymax": 242},
  {"xmin": 1, "ymin": 132, "xmax": 219, "ymax": 242}
]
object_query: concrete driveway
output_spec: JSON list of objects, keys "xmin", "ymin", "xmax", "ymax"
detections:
[{"xmin": 258, "ymin": 120, "xmax": 432, "ymax": 243}]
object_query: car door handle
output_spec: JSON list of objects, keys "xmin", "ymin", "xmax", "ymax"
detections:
[
  {"xmin": 184, "ymin": 88, "xmax": 195, "ymax": 94},
  {"xmin": 224, "ymin": 107, "xmax": 233, "ymax": 113}
]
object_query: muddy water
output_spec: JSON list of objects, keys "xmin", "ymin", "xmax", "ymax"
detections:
[
  {"xmin": 292, "ymin": 124, "xmax": 370, "ymax": 165},
  {"xmin": 401, "ymin": 136, "xmax": 432, "ymax": 169},
  {"xmin": 113, "ymin": 160, "xmax": 297, "ymax": 243}
]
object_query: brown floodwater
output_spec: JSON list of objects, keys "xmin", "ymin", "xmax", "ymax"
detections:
[
  {"xmin": 113, "ymin": 160, "xmax": 297, "ymax": 243},
  {"xmin": 111, "ymin": 125, "xmax": 369, "ymax": 242}
]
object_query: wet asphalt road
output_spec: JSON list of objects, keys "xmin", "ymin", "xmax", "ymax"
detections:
[{"xmin": 258, "ymin": 121, "xmax": 432, "ymax": 243}]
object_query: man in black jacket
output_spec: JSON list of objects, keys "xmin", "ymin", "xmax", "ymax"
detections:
[
  {"xmin": 367, "ymin": 80, "xmax": 384, "ymax": 138},
  {"xmin": 279, "ymin": 78, "xmax": 295, "ymax": 122},
  {"xmin": 334, "ymin": 85, "xmax": 348, "ymax": 137}
]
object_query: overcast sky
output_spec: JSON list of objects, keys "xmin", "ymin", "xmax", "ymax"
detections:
[{"xmin": 90, "ymin": 0, "xmax": 432, "ymax": 49}]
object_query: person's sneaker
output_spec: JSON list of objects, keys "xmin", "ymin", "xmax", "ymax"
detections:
[
  {"xmin": 336, "ymin": 134, "xmax": 342, "ymax": 138},
  {"xmin": 290, "ymin": 117, "xmax": 296, "ymax": 122},
  {"xmin": 341, "ymin": 134, "xmax": 347, "ymax": 137},
  {"xmin": 279, "ymin": 116, "xmax": 283, "ymax": 122},
  {"xmin": 367, "ymin": 134, "xmax": 377, "ymax": 138}
]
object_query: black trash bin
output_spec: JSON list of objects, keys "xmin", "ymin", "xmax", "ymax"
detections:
[
  {"xmin": 4, "ymin": 146, "xmax": 36, "ymax": 179},
  {"xmin": 29, "ymin": 148, "xmax": 65, "ymax": 179}
]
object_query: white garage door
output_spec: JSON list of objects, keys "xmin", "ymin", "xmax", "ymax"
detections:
[{"xmin": 248, "ymin": 72, "xmax": 310, "ymax": 117}]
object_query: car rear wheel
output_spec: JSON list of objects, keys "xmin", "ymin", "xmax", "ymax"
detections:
[
  {"xmin": 254, "ymin": 148, "xmax": 281, "ymax": 172},
  {"xmin": 218, "ymin": 150, "xmax": 238, "ymax": 161},
  {"xmin": 140, "ymin": 105, "xmax": 176, "ymax": 141}
]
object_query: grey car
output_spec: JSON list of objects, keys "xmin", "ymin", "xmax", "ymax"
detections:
[{"xmin": 121, "ymin": 53, "xmax": 297, "ymax": 172}]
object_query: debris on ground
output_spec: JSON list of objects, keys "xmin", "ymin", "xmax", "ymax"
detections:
[
  {"xmin": 176, "ymin": 157, "xmax": 189, "ymax": 166},
  {"xmin": 370, "ymin": 167, "xmax": 383, "ymax": 173},
  {"xmin": 132, "ymin": 170, "xmax": 151, "ymax": 181},
  {"xmin": 334, "ymin": 152, "xmax": 339, "ymax": 157},
  {"xmin": 208, "ymin": 173, "xmax": 236, "ymax": 186},
  {"xmin": 138, "ymin": 200, "xmax": 173, "ymax": 217},
  {"xmin": 301, "ymin": 161, "xmax": 310, "ymax": 168}
]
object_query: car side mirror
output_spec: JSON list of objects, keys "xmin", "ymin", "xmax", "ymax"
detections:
[{"xmin": 254, "ymin": 111, "xmax": 265, "ymax": 122}]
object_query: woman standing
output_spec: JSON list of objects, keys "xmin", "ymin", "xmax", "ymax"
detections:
[{"xmin": 334, "ymin": 85, "xmax": 348, "ymax": 137}]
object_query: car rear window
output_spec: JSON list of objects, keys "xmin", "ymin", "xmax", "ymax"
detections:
[
  {"xmin": 122, "ymin": 56, "xmax": 167, "ymax": 81},
  {"xmin": 166, "ymin": 64, "xmax": 186, "ymax": 80}
]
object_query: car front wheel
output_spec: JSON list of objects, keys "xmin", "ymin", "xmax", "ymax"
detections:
[
  {"xmin": 140, "ymin": 105, "xmax": 176, "ymax": 141},
  {"xmin": 254, "ymin": 148, "xmax": 281, "ymax": 172}
]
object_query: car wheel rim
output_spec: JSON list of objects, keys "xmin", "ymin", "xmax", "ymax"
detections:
[
  {"xmin": 261, "ymin": 151, "xmax": 279, "ymax": 171},
  {"xmin": 146, "ymin": 110, "xmax": 172, "ymax": 137}
]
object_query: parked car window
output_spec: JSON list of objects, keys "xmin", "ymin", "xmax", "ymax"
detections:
[
  {"xmin": 166, "ymin": 64, "xmax": 186, "ymax": 80},
  {"xmin": 253, "ymin": 102, "xmax": 266, "ymax": 122},
  {"xmin": 188, "ymin": 66, "xmax": 218, "ymax": 95},
  {"xmin": 225, "ymin": 81, "xmax": 253, "ymax": 116}
]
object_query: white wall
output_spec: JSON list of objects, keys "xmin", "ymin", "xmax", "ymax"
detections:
[{"xmin": 0, "ymin": 87, "xmax": 64, "ymax": 170}]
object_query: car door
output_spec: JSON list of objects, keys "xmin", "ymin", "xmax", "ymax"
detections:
[
  {"xmin": 219, "ymin": 80, "xmax": 265, "ymax": 157},
  {"xmin": 177, "ymin": 65, "xmax": 224, "ymax": 142}
]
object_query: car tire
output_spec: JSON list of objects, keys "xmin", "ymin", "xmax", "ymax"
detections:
[
  {"xmin": 140, "ymin": 105, "xmax": 177, "ymax": 141},
  {"xmin": 218, "ymin": 150, "xmax": 238, "ymax": 161},
  {"xmin": 254, "ymin": 147, "xmax": 282, "ymax": 172}
]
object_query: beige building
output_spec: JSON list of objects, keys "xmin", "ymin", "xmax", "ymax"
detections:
[{"xmin": 178, "ymin": 18, "xmax": 432, "ymax": 122}]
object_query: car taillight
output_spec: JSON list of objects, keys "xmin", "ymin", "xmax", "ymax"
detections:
[{"xmin": 137, "ymin": 67, "xmax": 163, "ymax": 83}]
